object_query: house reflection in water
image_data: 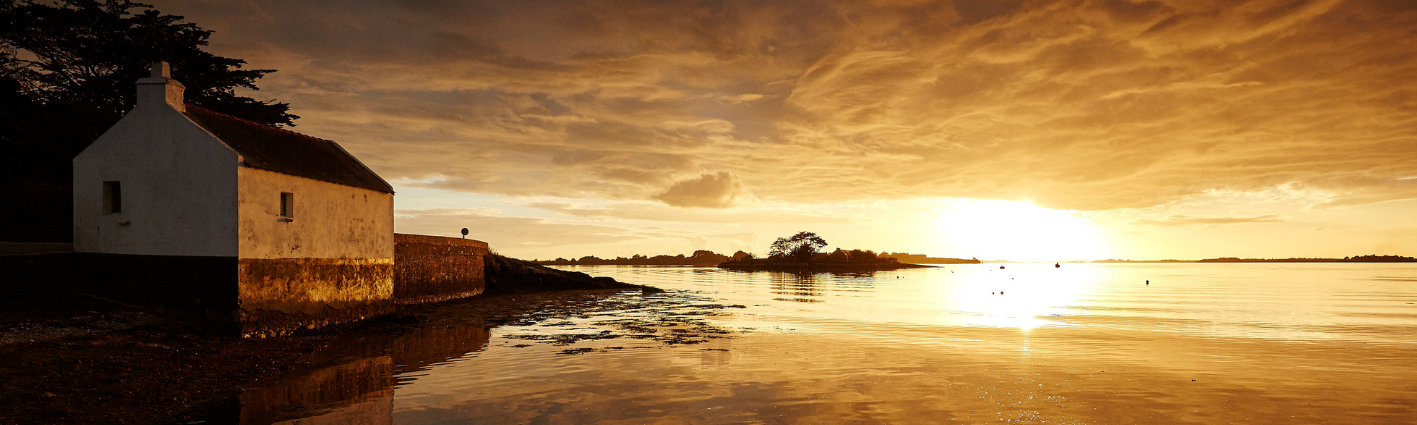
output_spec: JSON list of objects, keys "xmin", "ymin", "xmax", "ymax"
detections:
[{"xmin": 233, "ymin": 326, "xmax": 490, "ymax": 424}]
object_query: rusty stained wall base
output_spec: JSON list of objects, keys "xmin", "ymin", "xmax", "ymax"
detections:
[
  {"xmin": 393, "ymin": 234, "xmax": 488, "ymax": 305},
  {"xmin": 238, "ymin": 258, "xmax": 394, "ymax": 338}
]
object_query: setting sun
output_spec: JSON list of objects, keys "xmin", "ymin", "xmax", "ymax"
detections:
[{"xmin": 934, "ymin": 200, "xmax": 1104, "ymax": 262}]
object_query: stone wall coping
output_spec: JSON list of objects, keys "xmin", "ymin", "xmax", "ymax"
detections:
[{"xmin": 394, "ymin": 233, "xmax": 490, "ymax": 249}]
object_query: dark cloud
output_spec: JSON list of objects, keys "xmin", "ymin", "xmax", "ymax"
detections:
[
  {"xmin": 652, "ymin": 171, "xmax": 749, "ymax": 208},
  {"xmin": 152, "ymin": 0, "xmax": 1417, "ymax": 211},
  {"xmin": 1132, "ymin": 214, "xmax": 1283, "ymax": 227}
]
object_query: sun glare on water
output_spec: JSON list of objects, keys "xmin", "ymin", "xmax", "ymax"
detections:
[
  {"xmin": 935, "ymin": 263, "xmax": 1100, "ymax": 330},
  {"xmin": 933, "ymin": 200, "xmax": 1104, "ymax": 262}
]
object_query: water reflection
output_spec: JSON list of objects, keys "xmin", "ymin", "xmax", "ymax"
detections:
[
  {"xmin": 934, "ymin": 263, "xmax": 1096, "ymax": 329},
  {"xmin": 233, "ymin": 326, "xmax": 490, "ymax": 424},
  {"xmin": 239, "ymin": 356, "xmax": 393, "ymax": 425},
  {"xmin": 768, "ymin": 271, "xmax": 824, "ymax": 303}
]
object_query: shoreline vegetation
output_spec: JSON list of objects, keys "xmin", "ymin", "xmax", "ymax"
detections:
[
  {"xmin": 724, "ymin": 231, "xmax": 936, "ymax": 273},
  {"xmin": 535, "ymin": 250, "xmax": 980, "ymax": 267},
  {"xmin": 534, "ymin": 232, "xmax": 979, "ymax": 272}
]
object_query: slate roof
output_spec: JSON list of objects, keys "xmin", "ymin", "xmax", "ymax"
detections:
[{"xmin": 182, "ymin": 106, "xmax": 394, "ymax": 194}]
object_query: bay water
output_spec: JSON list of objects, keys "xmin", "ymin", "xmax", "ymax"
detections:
[{"xmin": 248, "ymin": 263, "xmax": 1417, "ymax": 424}]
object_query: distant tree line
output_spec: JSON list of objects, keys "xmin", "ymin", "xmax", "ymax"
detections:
[
  {"xmin": 723, "ymin": 231, "xmax": 896, "ymax": 265},
  {"xmin": 1198, "ymin": 255, "xmax": 1417, "ymax": 263},
  {"xmin": 718, "ymin": 231, "xmax": 931, "ymax": 272},
  {"xmin": 537, "ymin": 250, "xmax": 748, "ymax": 266},
  {"xmin": 879, "ymin": 252, "xmax": 981, "ymax": 264},
  {"xmin": 538, "ymin": 231, "xmax": 915, "ymax": 267},
  {"xmin": 721, "ymin": 247, "xmax": 893, "ymax": 265}
]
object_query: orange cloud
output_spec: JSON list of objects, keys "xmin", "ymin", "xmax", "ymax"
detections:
[
  {"xmin": 652, "ymin": 171, "xmax": 749, "ymax": 208},
  {"xmin": 154, "ymin": 0, "xmax": 1417, "ymax": 213}
]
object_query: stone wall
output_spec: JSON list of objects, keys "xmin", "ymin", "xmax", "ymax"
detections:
[
  {"xmin": 393, "ymin": 234, "xmax": 488, "ymax": 304},
  {"xmin": 3, "ymin": 234, "xmax": 491, "ymax": 336},
  {"xmin": 237, "ymin": 257, "xmax": 395, "ymax": 337}
]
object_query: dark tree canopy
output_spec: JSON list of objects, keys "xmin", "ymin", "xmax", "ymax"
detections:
[
  {"xmin": 0, "ymin": 0, "xmax": 296, "ymax": 242},
  {"xmin": 0, "ymin": 0, "xmax": 296, "ymax": 127},
  {"xmin": 770, "ymin": 231, "xmax": 828, "ymax": 262}
]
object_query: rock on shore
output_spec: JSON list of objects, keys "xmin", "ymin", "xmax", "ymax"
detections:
[{"xmin": 484, "ymin": 253, "xmax": 656, "ymax": 294}]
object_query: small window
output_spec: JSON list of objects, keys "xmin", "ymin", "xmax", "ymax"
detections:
[
  {"xmin": 103, "ymin": 181, "xmax": 122, "ymax": 214},
  {"xmin": 279, "ymin": 192, "xmax": 294, "ymax": 218}
]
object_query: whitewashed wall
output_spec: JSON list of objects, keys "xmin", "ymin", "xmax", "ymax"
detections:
[
  {"xmin": 237, "ymin": 168, "xmax": 393, "ymax": 260},
  {"xmin": 73, "ymin": 105, "xmax": 239, "ymax": 257}
]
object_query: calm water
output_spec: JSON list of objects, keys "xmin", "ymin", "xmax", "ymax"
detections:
[{"xmin": 241, "ymin": 264, "xmax": 1417, "ymax": 424}]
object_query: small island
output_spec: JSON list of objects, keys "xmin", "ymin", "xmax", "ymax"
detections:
[{"xmin": 717, "ymin": 232, "xmax": 932, "ymax": 272}]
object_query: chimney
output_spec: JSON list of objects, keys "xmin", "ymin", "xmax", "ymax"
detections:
[{"xmin": 135, "ymin": 61, "xmax": 185, "ymax": 112}]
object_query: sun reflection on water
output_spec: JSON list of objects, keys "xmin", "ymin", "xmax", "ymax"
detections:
[{"xmin": 933, "ymin": 263, "xmax": 1098, "ymax": 330}]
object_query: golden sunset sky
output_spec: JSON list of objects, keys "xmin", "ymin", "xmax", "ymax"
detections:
[{"xmin": 152, "ymin": 0, "xmax": 1416, "ymax": 261}]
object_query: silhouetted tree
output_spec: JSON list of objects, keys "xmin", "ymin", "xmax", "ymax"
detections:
[
  {"xmin": 1, "ymin": 0, "xmax": 295, "ymax": 241},
  {"xmin": 847, "ymin": 249, "xmax": 879, "ymax": 263},
  {"xmin": 769, "ymin": 231, "xmax": 828, "ymax": 262},
  {"xmin": 689, "ymin": 249, "xmax": 729, "ymax": 264}
]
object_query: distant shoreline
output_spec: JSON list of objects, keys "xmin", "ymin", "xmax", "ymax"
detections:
[
  {"xmin": 540, "ymin": 255, "xmax": 1417, "ymax": 266},
  {"xmin": 972, "ymin": 256, "xmax": 1417, "ymax": 264},
  {"xmin": 1080, "ymin": 255, "xmax": 1417, "ymax": 264},
  {"xmin": 718, "ymin": 260, "xmax": 932, "ymax": 272}
]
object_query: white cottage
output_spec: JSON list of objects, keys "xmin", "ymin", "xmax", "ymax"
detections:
[{"xmin": 73, "ymin": 62, "xmax": 395, "ymax": 336}]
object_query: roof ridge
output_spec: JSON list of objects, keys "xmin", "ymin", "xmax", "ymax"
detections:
[{"xmin": 182, "ymin": 104, "xmax": 331, "ymax": 144}]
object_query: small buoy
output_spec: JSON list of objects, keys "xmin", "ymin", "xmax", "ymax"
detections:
[
  {"xmin": 1146, "ymin": 280, "xmax": 1150, "ymax": 285},
  {"xmin": 1000, "ymin": 265, "xmax": 1005, "ymax": 270},
  {"xmin": 1055, "ymin": 263, "xmax": 1060, "ymax": 268},
  {"xmin": 1000, "ymin": 291, "xmax": 1004, "ymax": 295}
]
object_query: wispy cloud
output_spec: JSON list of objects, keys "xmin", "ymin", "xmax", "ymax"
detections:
[{"xmin": 1132, "ymin": 214, "xmax": 1283, "ymax": 227}]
